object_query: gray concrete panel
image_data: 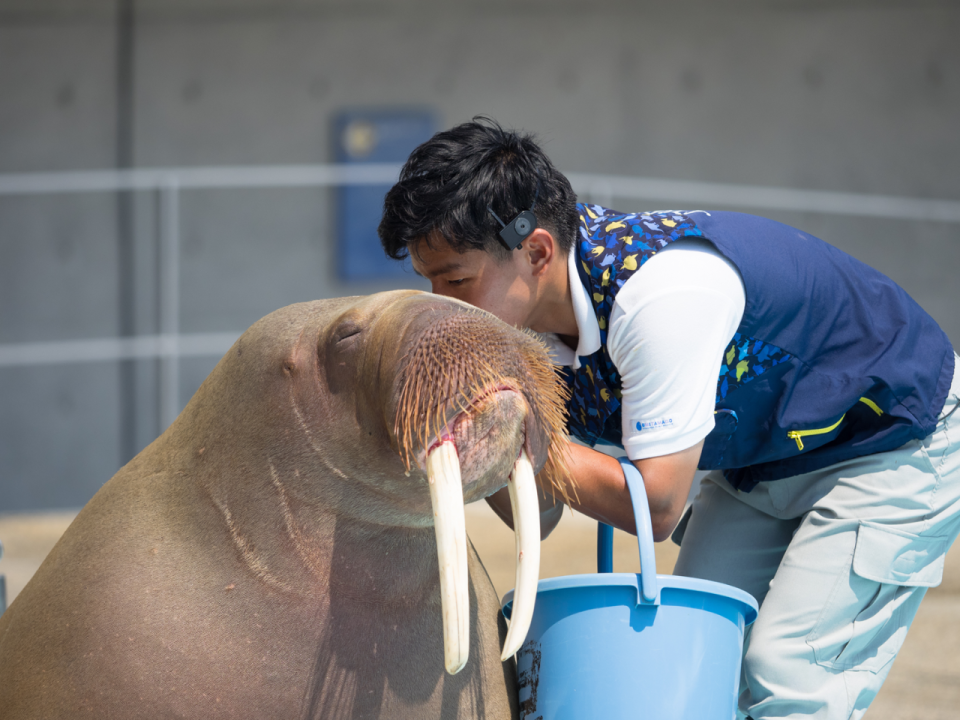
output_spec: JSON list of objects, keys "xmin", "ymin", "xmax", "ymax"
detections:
[
  {"xmin": 0, "ymin": 18, "xmax": 116, "ymax": 172},
  {"xmin": 120, "ymin": 4, "xmax": 960, "ymax": 196},
  {"xmin": 174, "ymin": 187, "xmax": 423, "ymax": 334},
  {"xmin": 0, "ymin": 363, "xmax": 120, "ymax": 512},
  {"xmin": 0, "ymin": 194, "xmax": 120, "ymax": 343}
]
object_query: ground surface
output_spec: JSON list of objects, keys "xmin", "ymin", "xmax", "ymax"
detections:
[{"xmin": 2, "ymin": 505, "xmax": 959, "ymax": 717}]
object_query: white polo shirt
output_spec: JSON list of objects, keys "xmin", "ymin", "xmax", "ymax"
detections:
[{"xmin": 543, "ymin": 238, "xmax": 746, "ymax": 461}]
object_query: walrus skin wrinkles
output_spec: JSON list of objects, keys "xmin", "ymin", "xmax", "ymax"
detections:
[{"xmin": 0, "ymin": 290, "xmax": 570, "ymax": 720}]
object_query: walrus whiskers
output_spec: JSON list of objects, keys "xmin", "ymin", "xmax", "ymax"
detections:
[{"xmin": 393, "ymin": 310, "xmax": 573, "ymax": 503}]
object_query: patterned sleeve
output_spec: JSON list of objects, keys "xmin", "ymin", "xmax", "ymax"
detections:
[{"xmin": 607, "ymin": 239, "xmax": 745, "ymax": 461}]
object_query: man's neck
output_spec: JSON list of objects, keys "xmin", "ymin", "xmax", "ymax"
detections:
[{"xmin": 527, "ymin": 250, "xmax": 579, "ymax": 338}]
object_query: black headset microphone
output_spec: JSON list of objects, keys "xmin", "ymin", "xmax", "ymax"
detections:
[{"xmin": 487, "ymin": 179, "xmax": 540, "ymax": 251}]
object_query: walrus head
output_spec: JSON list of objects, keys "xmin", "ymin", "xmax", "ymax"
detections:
[
  {"xmin": 317, "ymin": 290, "xmax": 571, "ymax": 674},
  {"xmin": 175, "ymin": 290, "xmax": 570, "ymax": 680}
]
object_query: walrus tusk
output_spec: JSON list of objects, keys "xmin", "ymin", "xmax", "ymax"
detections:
[
  {"xmin": 426, "ymin": 440, "xmax": 470, "ymax": 675},
  {"xmin": 500, "ymin": 449, "xmax": 541, "ymax": 661}
]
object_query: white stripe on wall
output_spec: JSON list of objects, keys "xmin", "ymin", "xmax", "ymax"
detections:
[
  {"xmin": 0, "ymin": 333, "xmax": 240, "ymax": 368},
  {"xmin": 1, "ymin": 163, "xmax": 958, "ymax": 371},
  {"xmin": 1, "ymin": 164, "xmax": 957, "ymax": 223}
]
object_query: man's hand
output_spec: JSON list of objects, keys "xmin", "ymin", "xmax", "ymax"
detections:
[
  {"xmin": 563, "ymin": 441, "xmax": 703, "ymax": 542},
  {"xmin": 483, "ymin": 440, "xmax": 702, "ymax": 542},
  {"xmin": 484, "ymin": 483, "xmax": 564, "ymax": 540}
]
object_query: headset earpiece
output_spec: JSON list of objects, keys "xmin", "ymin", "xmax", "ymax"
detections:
[
  {"xmin": 490, "ymin": 209, "xmax": 537, "ymax": 250},
  {"xmin": 487, "ymin": 176, "xmax": 541, "ymax": 251}
]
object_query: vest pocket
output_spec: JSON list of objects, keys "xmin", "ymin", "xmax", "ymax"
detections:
[
  {"xmin": 786, "ymin": 398, "xmax": 885, "ymax": 451},
  {"xmin": 806, "ymin": 522, "xmax": 947, "ymax": 673},
  {"xmin": 787, "ymin": 415, "xmax": 846, "ymax": 451}
]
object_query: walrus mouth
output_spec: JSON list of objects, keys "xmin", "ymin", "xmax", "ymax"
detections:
[
  {"xmin": 392, "ymin": 308, "xmax": 572, "ymax": 676},
  {"xmin": 392, "ymin": 311, "xmax": 571, "ymax": 501},
  {"xmin": 426, "ymin": 440, "xmax": 541, "ymax": 675}
]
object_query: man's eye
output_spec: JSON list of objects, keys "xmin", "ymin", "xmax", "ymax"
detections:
[{"xmin": 448, "ymin": 278, "xmax": 466, "ymax": 286}]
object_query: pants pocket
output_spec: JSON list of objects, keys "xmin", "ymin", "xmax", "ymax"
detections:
[{"xmin": 805, "ymin": 522, "xmax": 948, "ymax": 673}]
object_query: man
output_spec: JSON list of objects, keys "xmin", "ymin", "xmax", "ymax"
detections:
[{"xmin": 378, "ymin": 118, "xmax": 960, "ymax": 719}]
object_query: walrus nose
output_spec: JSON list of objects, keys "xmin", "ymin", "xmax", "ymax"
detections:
[{"xmin": 426, "ymin": 440, "xmax": 540, "ymax": 674}]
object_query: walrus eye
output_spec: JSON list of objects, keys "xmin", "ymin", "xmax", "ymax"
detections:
[{"xmin": 335, "ymin": 322, "xmax": 362, "ymax": 344}]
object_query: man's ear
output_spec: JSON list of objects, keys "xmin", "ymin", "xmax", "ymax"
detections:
[{"xmin": 522, "ymin": 228, "xmax": 557, "ymax": 276}]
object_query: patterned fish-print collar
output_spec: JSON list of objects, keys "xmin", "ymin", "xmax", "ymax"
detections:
[{"xmin": 565, "ymin": 204, "xmax": 704, "ymax": 445}]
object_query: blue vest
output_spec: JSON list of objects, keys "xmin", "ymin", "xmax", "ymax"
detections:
[{"xmin": 566, "ymin": 204, "xmax": 955, "ymax": 491}]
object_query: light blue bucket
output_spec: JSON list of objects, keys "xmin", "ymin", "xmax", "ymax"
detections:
[{"xmin": 502, "ymin": 458, "xmax": 758, "ymax": 720}]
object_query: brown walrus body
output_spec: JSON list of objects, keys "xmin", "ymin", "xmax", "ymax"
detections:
[{"xmin": 0, "ymin": 291, "xmax": 568, "ymax": 719}]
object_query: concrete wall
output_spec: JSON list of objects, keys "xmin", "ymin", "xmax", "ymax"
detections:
[{"xmin": 1, "ymin": 0, "xmax": 958, "ymax": 510}]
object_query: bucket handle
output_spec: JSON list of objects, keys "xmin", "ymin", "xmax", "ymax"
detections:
[{"xmin": 596, "ymin": 458, "xmax": 659, "ymax": 604}]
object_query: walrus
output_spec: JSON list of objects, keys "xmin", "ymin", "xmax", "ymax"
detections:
[{"xmin": 0, "ymin": 290, "xmax": 570, "ymax": 719}]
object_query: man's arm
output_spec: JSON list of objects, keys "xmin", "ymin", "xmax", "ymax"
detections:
[
  {"xmin": 483, "ymin": 440, "xmax": 702, "ymax": 542},
  {"xmin": 593, "ymin": 240, "xmax": 743, "ymax": 540},
  {"xmin": 562, "ymin": 440, "xmax": 703, "ymax": 542}
]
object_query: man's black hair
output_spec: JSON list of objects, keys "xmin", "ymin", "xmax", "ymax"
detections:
[{"xmin": 378, "ymin": 117, "xmax": 578, "ymax": 261}]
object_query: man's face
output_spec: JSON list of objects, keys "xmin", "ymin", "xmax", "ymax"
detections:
[{"xmin": 409, "ymin": 235, "xmax": 537, "ymax": 329}]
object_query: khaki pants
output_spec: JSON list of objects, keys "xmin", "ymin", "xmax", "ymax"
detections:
[{"xmin": 674, "ymin": 355, "xmax": 960, "ymax": 719}]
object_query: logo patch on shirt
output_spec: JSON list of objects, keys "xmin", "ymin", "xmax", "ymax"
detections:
[{"xmin": 635, "ymin": 418, "xmax": 674, "ymax": 432}]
